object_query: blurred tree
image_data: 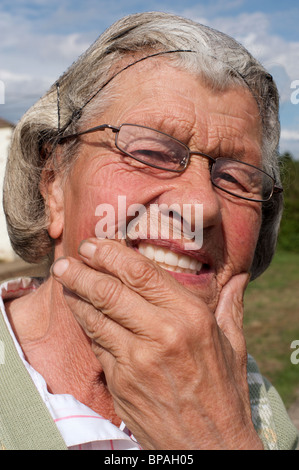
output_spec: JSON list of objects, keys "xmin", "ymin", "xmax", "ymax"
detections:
[{"xmin": 277, "ymin": 152, "xmax": 299, "ymax": 252}]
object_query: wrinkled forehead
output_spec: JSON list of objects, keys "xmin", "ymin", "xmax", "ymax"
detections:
[
  {"xmin": 91, "ymin": 57, "xmax": 261, "ymax": 123},
  {"xmin": 83, "ymin": 60, "xmax": 263, "ymax": 166},
  {"xmin": 67, "ymin": 48, "xmax": 259, "ymax": 135},
  {"xmin": 84, "ymin": 53, "xmax": 259, "ymax": 118}
]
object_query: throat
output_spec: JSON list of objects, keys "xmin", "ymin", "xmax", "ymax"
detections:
[{"xmin": 5, "ymin": 279, "xmax": 120, "ymax": 425}]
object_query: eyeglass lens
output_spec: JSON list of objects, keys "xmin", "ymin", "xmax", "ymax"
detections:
[
  {"xmin": 211, "ymin": 159, "xmax": 273, "ymax": 201},
  {"xmin": 116, "ymin": 124, "xmax": 188, "ymax": 171},
  {"xmin": 116, "ymin": 124, "xmax": 273, "ymax": 201}
]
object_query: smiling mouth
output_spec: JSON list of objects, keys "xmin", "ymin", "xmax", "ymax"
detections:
[{"xmin": 136, "ymin": 241, "xmax": 204, "ymax": 275}]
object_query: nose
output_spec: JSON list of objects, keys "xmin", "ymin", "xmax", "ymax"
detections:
[{"xmin": 157, "ymin": 160, "xmax": 222, "ymax": 236}]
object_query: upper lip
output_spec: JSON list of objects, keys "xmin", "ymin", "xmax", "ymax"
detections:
[{"xmin": 127, "ymin": 237, "xmax": 213, "ymax": 268}]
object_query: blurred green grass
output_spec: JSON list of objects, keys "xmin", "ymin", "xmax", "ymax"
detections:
[{"xmin": 244, "ymin": 249, "xmax": 299, "ymax": 408}]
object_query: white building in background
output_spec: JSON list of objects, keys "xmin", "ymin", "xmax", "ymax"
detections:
[{"xmin": 0, "ymin": 118, "xmax": 16, "ymax": 261}]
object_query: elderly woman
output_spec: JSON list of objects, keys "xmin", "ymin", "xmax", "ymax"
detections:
[{"xmin": 0, "ymin": 12, "xmax": 298, "ymax": 450}]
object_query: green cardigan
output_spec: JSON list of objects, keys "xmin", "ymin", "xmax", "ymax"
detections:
[{"xmin": 0, "ymin": 307, "xmax": 298, "ymax": 450}]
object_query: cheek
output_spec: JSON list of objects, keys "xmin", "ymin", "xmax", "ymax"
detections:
[
  {"xmin": 62, "ymin": 189, "xmax": 97, "ymax": 256},
  {"xmin": 224, "ymin": 205, "xmax": 261, "ymax": 269},
  {"xmin": 62, "ymin": 164, "xmax": 148, "ymax": 255}
]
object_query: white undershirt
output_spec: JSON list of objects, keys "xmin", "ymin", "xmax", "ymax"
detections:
[{"xmin": 0, "ymin": 277, "xmax": 141, "ymax": 450}]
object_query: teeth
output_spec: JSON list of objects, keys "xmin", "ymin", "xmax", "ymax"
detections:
[
  {"xmin": 164, "ymin": 250, "xmax": 179, "ymax": 267},
  {"xmin": 138, "ymin": 242, "xmax": 202, "ymax": 274},
  {"xmin": 154, "ymin": 247, "xmax": 166, "ymax": 263}
]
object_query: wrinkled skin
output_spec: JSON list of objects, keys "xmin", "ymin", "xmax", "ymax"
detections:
[{"xmin": 7, "ymin": 62, "xmax": 264, "ymax": 449}]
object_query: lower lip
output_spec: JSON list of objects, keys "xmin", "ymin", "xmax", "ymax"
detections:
[{"xmin": 165, "ymin": 265, "xmax": 214, "ymax": 286}]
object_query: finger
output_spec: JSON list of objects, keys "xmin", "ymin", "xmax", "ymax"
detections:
[
  {"xmin": 52, "ymin": 256, "xmax": 157, "ymax": 332},
  {"xmin": 215, "ymin": 273, "xmax": 250, "ymax": 354},
  {"xmin": 91, "ymin": 339, "xmax": 116, "ymax": 372},
  {"xmin": 77, "ymin": 238, "xmax": 185, "ymax": 307},
  {"xmin": 63, "ymin": 288, "xmax": 131, "ymax": 357}
]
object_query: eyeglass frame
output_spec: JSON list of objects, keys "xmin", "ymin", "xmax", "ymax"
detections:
[{"xmin": 57, "ymin": 122, "xmax": 283, "ymax": 203}]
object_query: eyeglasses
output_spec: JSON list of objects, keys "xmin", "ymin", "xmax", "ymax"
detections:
[{"xmin": 58, "ymin": 123, "xmax": 283, "ymax": 202}]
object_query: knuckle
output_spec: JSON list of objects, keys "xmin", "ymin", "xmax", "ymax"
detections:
[
  {"xmin": 84, "ymin": 309, "xmax": 105, "ymax": 338},
  {"xmin": 66, "ymin": 262, "xmax": 90, "ymax": 293},
  {"xmin": 129, "ymin": 323, "xmax": 189, "ymax": 371},
  {"xmin": 91, "ymin": 276, "xmax": 122, "ymax": 310},
  {"xmin": 97, "ymin": 241, "xmax": 121, "ymax": 267},
  {"xmin": 129, "ymin": 342, "xmax": 158, "ymax": 373},
  {"xmin": 161, "ymin": 322, "xmax": 187, "ymax": 355},
  {"xmin": 124, "ymin": 257, "xmax": 161, "ymax": 289}
]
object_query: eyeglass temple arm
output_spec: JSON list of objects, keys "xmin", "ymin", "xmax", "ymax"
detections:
[{"xmin": 57, "ymin": 124, "xmax": 119, "ymax": 143}]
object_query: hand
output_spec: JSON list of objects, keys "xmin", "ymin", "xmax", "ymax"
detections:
[{"xmin": 52, "ymin": 238, "xmax": 263, "ymax": 450}]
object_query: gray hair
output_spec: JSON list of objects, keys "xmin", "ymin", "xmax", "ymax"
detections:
[{"xmin": 3, "ymin": 11, "xmax": 283, "ymax": 279}]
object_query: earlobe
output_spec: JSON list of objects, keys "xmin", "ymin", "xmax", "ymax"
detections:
[
  {"xmin": 40, "ymin": 172, "xmax": 65, "ymax": 240},
  {"xmin": 48, "ymin": 179, "xmax": 64, "ymax": 239}
]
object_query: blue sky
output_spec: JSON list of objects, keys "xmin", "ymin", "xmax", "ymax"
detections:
[{"xmin": 0, "ymin": 0, "xmax": 299, "ymax": 156}]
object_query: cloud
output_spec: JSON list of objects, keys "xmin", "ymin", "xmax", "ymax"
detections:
[
  {"xmin": 0, "ymin": 69, "xmax": 52, "ymax": 122},
  {"xmin": 0, "ymin": 2, "xmax": 299, "ymax": 160},
  {"xmin": 281, "ymin": 130, "xmax": 299, "ymax": 141},
  {"xmin": 0, "ymin": 5, "xmax": 94, "ymax": 121},
  {"xmin": 179, "ymin": 9, "xmax": 299, "ymax": 104},
  {"xmin": 280, "ymin": 127, "xmax": 299, "ymax": 158}
]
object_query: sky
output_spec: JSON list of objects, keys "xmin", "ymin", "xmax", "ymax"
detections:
[{"xmin": 0, "ymin": 0, "xmax": 299, "ymax": 156}]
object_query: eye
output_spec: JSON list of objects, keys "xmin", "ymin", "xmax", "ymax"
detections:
[
  {"xmin": 213, "ymin": 167, "xmax": 250, "ymax": 191},
  {"xmin": 212, "ymin": 159, "xmax": 263, "ymax": 199},
  {"xmin": 116, "ymin": 125, "xmax": 188, "ymax": 171},
  {"xmin": 119, "ymin": 137, "xmax": 185, "ymax": 170},
  {"xmin": 129, "ymin": 146, "xmax": 180, "ymax": 165},
  {"xmin": 217, "ymin": 171, "xmax": 240, "ymax": 185},
  {"xmin": 120, "ymin": 147, "xmax": 173, "ymax": 170}
]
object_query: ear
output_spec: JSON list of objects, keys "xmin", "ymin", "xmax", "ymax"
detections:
[{"xmin": 40, "ymin": 168, "xmax": 65, "ymax": 240}]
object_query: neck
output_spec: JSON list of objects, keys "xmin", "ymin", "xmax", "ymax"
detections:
[{"xmin": 5, "ymin": 276, "xmax": 120, "ymax": 425}]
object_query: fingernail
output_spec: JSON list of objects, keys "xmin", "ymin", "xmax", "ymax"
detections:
[
  {"xmin": 78, "ymin": 241, "xmax": 96, "ymax": 259},
  {"xmin": 52, "ymin": 258, "xmax": 69, "ymax": 277}
]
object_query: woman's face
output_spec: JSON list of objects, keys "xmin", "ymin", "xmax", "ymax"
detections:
[{"xmin": 50, "ymin": 62, "xmax": 263, "ymax": 310}]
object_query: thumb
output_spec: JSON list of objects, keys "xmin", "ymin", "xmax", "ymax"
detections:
[{"xmin": 215, "ymin": 272, "xmax": 250, "ymax": 353}]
